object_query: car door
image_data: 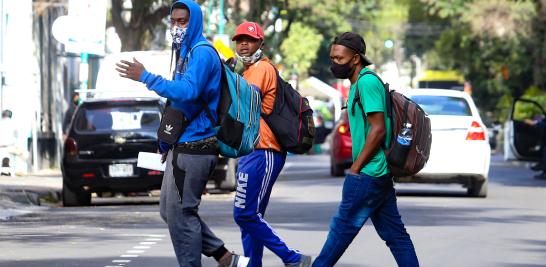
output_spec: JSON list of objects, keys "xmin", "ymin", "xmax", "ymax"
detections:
[{"xmin": 504, "ymin": 99, "xmax": 545, "ymax": 161}]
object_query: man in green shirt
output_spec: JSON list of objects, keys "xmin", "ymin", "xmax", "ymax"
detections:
[{"xmin": 313, "ymin": 32, "xmax": 419, "ymax": 267}]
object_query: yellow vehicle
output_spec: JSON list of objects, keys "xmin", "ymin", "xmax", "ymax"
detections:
[{"xmin": 416, "ymin": 70, "xmax": 465, "ymax": 90}]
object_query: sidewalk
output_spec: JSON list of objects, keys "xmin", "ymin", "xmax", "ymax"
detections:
[{"xmin": 0, "ymin": 174, "xmax": 62, "ymax": 220}]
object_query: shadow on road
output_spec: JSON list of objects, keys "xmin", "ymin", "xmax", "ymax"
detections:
[
  {"xmin": 0, "ymin": 256, "xmax": 176, "ymax": 267},
  {"xmin": 256, "ymin": 195, "xmax": 546, "ymax": 231}
]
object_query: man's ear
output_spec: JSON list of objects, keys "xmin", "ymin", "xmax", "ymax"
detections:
[{"xmin": 353, "ymin": 54, "xmax": 361, "ymax": 65}]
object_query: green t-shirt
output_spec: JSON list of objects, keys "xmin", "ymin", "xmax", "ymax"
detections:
[{"xmin": 347, "ymin": 68, "xmax": 392, "ymax": 177}]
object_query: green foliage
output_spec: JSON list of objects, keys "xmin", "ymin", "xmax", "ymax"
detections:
[
  {"xmin": 421, "ymin": 0, "xmax": 470, "ymax": 19},
  {"xmin": 280, "ymin": 23, "xmax": 323, "ymax": 78},
  {"xmin": 415, "ymin": 0, "xmax": 543, "ymax": 118},
  {"xmin": 461, "ymin": 0, "xmax": 536, "ymax": 39},
  {"xmin": 513, "ymin": 87, "xmax": 546, "ymax": 120}
]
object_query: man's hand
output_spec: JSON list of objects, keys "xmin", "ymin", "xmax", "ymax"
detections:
[
  {"xmin": 349, "ymin": 112, "xmax": 386, "ymax": 176},
  {"xmin": 348, "ymin": 166, "xmax": 361, "ymax": 175},
  {"xmin": 116, "ymin": 57, "xmax": 145, "ymax": 82},
  {"xmin": 524, "ymin": 119, "xmax": 538, "ymax": 126}
]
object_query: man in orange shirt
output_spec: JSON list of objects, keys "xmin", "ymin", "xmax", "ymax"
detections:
[{"xmin": 231, "ymin": 22, "xmax": 311, "ymax": 267}]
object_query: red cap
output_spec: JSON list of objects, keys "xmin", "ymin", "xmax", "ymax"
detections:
[{"xmin": 232, "ymin": 22, "xmax": 264, "ymax": 41}]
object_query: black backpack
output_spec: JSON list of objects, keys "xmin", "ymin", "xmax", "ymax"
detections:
[{"xmin": 262, "ymin": 67, "xmax": 316, "ymax": 154}]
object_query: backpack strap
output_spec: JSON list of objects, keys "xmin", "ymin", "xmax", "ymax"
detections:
[
  {"xmin": 352, "ymin": 71, "xmax": 392, "ymax": 119},
  {"xmin": 187, "ymin": 41, "xmax": 223, "ymax": 127},
  {"xmin": 262, "ymin": 61, "xmax": 283, "ymax": 116},
  {"xmin": 351, "ymin": 71, "xmax": 392, "ymax": 150}
]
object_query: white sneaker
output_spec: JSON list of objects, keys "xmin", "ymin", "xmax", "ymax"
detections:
[{"xmin": 230, "ymin": 254, "xmax": 250, "ymax": 267}]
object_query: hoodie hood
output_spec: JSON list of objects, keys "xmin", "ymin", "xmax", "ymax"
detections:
[{"xmin": 171, "ymin": 0, "xmax": 207, "ymax": 62}]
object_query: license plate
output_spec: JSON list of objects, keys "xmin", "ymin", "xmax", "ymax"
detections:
[{"xmin": 109, "ymin": 164, "xmax": 133, "ymax": 177}]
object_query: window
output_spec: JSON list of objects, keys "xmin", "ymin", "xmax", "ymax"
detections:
[
  {"xmin": 75, "ymin": 105, "xmax": 161, "ymax": 133},
  {"xmin": 410, "ymin": 95, "xmax": 472, "ymax": 116}
]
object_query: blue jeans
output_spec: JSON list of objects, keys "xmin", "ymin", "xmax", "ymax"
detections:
[{"xmin": 313, "ymin": 173, "xmax": 419, "ymax": 267}]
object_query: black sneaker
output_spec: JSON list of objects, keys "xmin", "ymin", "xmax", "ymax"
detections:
[
  {"xmin": 531, "ymin": 164, "xmax": 543, "ymax": 171},
  {"xmin": 534, "ymin": 172, "xmax": 546, "ymax": 180},
  {"xmin": 285, "ymin": 254, "xmax": 312, "ymax": 267}
]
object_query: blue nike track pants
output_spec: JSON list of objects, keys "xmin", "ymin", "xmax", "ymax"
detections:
[{"xmin": 233, "ymin": 149, "xmax": 301, "ymax": 267}]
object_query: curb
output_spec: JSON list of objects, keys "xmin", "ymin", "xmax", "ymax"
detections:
[{"xmin": 0, "ymin": 176, "xmax": 62, "ymax": 220}]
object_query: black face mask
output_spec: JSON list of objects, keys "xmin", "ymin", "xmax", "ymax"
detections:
[{"xmin": 330, "ymin": 60, "xmax": 356, "ymax": 79}]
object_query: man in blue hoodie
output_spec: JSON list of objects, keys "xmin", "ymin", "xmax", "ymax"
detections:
[{"xmin": 116, "ymin": 1, "xmax": 248, "ymax": 266}]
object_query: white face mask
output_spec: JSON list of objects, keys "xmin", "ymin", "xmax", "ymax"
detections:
[
  {"xmin": 170, "ymin": 26, "xmax": 187, "ymax": 49},
  {"xmin": 236, "ymin": 48, "xmax": 263, "ymax": 65}
]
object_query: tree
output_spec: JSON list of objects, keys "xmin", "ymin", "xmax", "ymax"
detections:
[
  {"xmin": 532, "ymin": 0, "xmax": 546, "ymax": 89},
  {"xmin": 414, "ymin": 0, "xmax": 543, "ymax": 118},
  {"xmin": 110, "ymin": 0, "xmax": 171, "ymax": 51},
  {"xmin": 280, "ymin": 23, "xmax": 323, "ymax": 78}
]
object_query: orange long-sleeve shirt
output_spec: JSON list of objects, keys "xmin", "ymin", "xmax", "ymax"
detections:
[{"xmin": 242, "ymin": 57, "xmax": 282, "ymax": 152}]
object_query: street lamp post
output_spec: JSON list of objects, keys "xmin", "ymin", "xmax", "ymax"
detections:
[
  {"xmin": 0, "ymin": 0, "xmax": 5, "ymax": 112},
  {"xmin": 218, "ymin": 0, "xmax": 224, "ymax": 35}
]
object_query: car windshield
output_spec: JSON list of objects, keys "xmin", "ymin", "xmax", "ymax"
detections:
[
  {"xmin": 409, "ymin": 95, "xmax": 472, "ymax": 116},
  {"xmin": 74, "ymin": 104, "xmax": 161, "ymax": 134}
]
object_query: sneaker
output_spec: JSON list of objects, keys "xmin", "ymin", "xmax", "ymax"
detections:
[
  {"xmin": 285, "ymin": 254, "xmax": 312, "ymax": 267},
  {"xmin": 534, "ymin": 172, "xmax": 546, "ymax": 180},
  {"xmin": 219, "ymin": 252, "xmax": 249, "ymax": 267}
]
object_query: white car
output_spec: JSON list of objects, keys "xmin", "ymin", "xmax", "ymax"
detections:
[{"xmin": 398, "ymin": 89, "xmax": 491, "ymax": 197}]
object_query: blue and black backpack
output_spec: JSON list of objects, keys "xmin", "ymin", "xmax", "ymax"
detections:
[{"xmin": 188, "ymin": 41, "xmax": 261, "ymax": 158}]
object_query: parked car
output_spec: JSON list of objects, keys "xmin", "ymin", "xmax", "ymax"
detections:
[
  {"xmin": 401, "ymin": 89, "xmax": 490, "ymax": 197},
  {"xmin": 329, "ymin": 111, "xmax": 352, "ymax": 176},
  {"xmin": 504, "ymin": 98, "xmax": 545, "ymax": 162},
  {"xmin": 329, "ymin": 89, "xmax": 490, "ymax": 197},
  {"xmin": 62, "ymin": 97, "xmax": 237, "ymax": 206},
  {"xmin": 481, "ymin": 113, "xmax": 501, "ymax": 151}
]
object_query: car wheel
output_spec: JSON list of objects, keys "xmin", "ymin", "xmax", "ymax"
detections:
[
  {"xmin": 62, "ymin": 182, "xmax": 91, "ymax": 207},
  {"xmin": 216, "ymin": 158, "xmax": 238, "ymax": 191},
  {"xmin": 330, "ymin": 161, "xmax": 345, "ymax": 177},
  {"xmin": 468, "ymin": 179, "xmax": 487, "ymax": 198}
]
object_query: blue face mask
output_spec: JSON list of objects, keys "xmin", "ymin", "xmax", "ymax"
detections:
[{"xmin": 170, "ymin": 26, "xmax": 187, "ymax": 49}]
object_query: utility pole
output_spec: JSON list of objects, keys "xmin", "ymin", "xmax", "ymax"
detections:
[
  {"xmin": 206, "ymin": 0, "xmax": 213, "ymax": 36},
  {"xmin": 205, "ymin": 0, "xmax": 225, "ymax": 36},
  {"xmin": 0, "ymin": 0, "xmax": 5, "ymax": 112},
  {"xmin": 218, "ymin": 0, "xmax": 224, "ymax": 34}
]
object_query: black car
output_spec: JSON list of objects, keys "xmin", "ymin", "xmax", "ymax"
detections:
[{"xmin": 62, "ymin": 97, "xmax": 238, "ymax": 206}]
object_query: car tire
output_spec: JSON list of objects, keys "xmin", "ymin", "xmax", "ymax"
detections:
[
  {"xmin": 62, "ymin": 182, "xmax": 91, "ymax": 207},
  {"xmin": 330, "ymin": 161, "xmax": 345, "ymax": 177},
  {"xmin": 216, "ymin": 158, "xmax": 238, "ymax": 191},
  {"xmin": 468, "ymin": 179, "xmax": 487, "ymax": 198}
]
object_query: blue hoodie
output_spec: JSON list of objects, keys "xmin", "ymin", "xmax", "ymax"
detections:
[{"xmin": 139, "ymin": 0, "xmax": 221, "ymax": 144}]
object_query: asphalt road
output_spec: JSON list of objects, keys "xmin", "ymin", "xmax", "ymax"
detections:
[{"xmin": 1, "ymin": 154, "xmax": 545, "ymax": 267}]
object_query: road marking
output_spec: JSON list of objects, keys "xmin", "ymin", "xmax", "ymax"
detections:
[
  {"xmin": 118, "ymin": 234, "xmax": 166, "ymax": 238},
  {"xmin": 108, "ymin": 234, "xmax": 163, "ymax": 266}
]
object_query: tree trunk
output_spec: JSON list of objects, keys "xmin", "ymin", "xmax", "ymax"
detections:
[{"xmin": 111, "ymin": 0, "xmax": 170, "ymax": 52}]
